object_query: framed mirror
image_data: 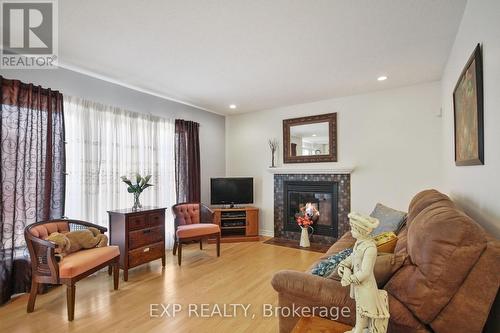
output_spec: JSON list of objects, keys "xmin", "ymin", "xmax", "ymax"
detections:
[{"xmin": 283, "ymin": 113, "xmax": 337, "ymax": 163}]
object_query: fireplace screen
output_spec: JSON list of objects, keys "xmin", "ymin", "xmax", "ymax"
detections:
[{"xmin": 284, "ymin": 181, "xmax": 338, "ymax": 237}]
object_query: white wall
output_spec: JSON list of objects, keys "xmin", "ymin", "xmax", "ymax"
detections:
[
  {"xmin": 0, "ymin": 68, "xmax": 226, "ymax": 204},
  {"xmin": 226, "ymin": 82, "xmax": 443, "ymax": 236},
  {"xmin": 440, "ymin": 0, "xmax": 500, "ymax": 238}
]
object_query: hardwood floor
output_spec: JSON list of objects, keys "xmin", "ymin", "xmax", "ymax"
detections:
[{"xmin": 0, "ymin": 240, "xmax": 321, "ymax": 333}]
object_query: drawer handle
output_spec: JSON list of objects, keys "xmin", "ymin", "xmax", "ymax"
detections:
[
  {"xmin": 143, "ymin": 247, "xmax": 150, "ymax": 252},
  {"xmin": 143, "ymin": 229, "xmax": 151, "ymax": 234}
]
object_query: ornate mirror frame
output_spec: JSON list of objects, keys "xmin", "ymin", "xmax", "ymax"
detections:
[{"xmin": 283, "ymin": 112, "xmax": 337, "ymax": 163}]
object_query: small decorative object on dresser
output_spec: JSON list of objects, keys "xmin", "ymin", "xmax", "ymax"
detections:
[
  {"xmin": 120, "ymin": 173, "xmax": 154, "ymax": 210},
  {"xmin": 337, "ymin": 212, "xmax": 389, "ymax": 333},
  {"xmin": 108, "ymin": 207, "xmax": 166, "ymax": 281},
  {"xmin": 268, "ymin": 138, "xmax": 279, "ymax": 168}
]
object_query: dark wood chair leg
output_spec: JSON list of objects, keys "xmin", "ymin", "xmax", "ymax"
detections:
[
  {"xmin": 108, "ymin": 265, "xmax": 112, "ymax": 276},
  {"xmin": 27, "ymin": 280, "xmax": 39, "ymax": 313},
  {"xmin": 113, "ymin": 261, "xmax": 119, "ymax": 290},
  {"xmin": 173, "ymin": 239, "xmax": 178, "ymax": 255},
  {"xmin": 178, "ymin": 241, "xmax": 182, "ymax": 266},
  {"xmin": 216, "ymin": 234, "xmax": 221, "ymax": 257},
  {"xmin": 67, "ymin": 284, "xmax": 76, "ymax": 321},
  {"xmin": 200, "ymin": 239, "xmax": 203, "ymax": 250}
]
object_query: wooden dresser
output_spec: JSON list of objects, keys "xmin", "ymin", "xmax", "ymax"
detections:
[{"xmin": 108, "ymin": 206, "xmax": 166, "ymax": 281}]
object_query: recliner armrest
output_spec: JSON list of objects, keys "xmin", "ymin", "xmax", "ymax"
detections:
[{"xmin": 271, "ymin": 270, "xmax": 352, "ymax": 305}]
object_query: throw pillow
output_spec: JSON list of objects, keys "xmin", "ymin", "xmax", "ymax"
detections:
[
  {"xmin": 311, "ymin": 248, "xmax": 353, "ymax": 277},
  {"xmin": 373, "ymin": 231, "xmax": 398, "ymax": 253},
  {"xmin": 329, "ymin": 252, "xmax": 406, "ymax": 287},
  {"xmin": 370, "ymin": 203, "xmax": 407, "ymax": 236}
]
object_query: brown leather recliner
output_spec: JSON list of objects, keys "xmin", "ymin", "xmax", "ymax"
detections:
[
  {"xmin": 271, "ymin": 189, "xmax": 500, "ymax": 333},
  {"xmin": 171, "ymin": 203, "xmax": 221, "ymax": 266}
]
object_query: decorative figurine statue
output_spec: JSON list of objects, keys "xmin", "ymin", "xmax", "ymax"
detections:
[{"xmin": 337, "ymin": 212, "xmax": 390, "ymax": 333}]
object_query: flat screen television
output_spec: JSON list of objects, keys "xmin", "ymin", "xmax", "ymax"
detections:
[{"xmin": 210, "ymin": 177, "xmax": 253, "ymax": 206}]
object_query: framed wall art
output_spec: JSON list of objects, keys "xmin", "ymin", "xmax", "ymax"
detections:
[{"xmin": 453, "ymin": 43, "xmax": 484, "ymax": 166}]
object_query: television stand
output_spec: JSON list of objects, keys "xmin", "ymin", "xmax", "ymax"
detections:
[{"xmin": 210, "ymin": 206, "xmax": 259, "ymax": 243}]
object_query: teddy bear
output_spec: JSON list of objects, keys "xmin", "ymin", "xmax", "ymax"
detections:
[{"xmin": 45, "ymin": 227, "xmax": 108, "ymax": 258}]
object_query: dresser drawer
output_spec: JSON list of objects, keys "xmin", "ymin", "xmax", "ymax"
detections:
[
  {"xmin": 128, "ymin": 214, "xmax": 147, "ymax": 230},
  {"xmin": 129, "ymin": 226, "xmax": 164, "ymax": 250},
  {"xmin": 128, "ymin": 242, "xmax": 164, "ymax": 268},
  {"xmin": 148, "ymin": 212, "xmax": 163, "ymax": 227}
]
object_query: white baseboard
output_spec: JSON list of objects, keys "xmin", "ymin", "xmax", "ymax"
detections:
[{"xmin": 259, "ymin": 229, "xmax": 274, "ymax": 237}]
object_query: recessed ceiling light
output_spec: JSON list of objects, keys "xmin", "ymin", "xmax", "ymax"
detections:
[
  {"xmin": 377, "ymin": 76, "xmax": 388, "ymax": 81},
  {"xmin": 312, "ymin": 134, "xmax": 317, "ymax": 137},
  {"xmin": 229, "ymin": 104, "xmax": 237, "ymax": 109}
]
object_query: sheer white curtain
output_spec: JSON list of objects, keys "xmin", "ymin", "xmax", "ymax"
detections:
[{"xmin": 64, "ymin": 96, "xmax": 176, "ymax": 248}]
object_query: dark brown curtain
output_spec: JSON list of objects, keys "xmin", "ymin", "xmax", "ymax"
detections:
[
  {"xmin": 175, "ymin": 119, "xmax": 200, "ymax": 203},
  {"xmin": 0, "ymin": 76, "xmax": 65, "ymax": 304}
]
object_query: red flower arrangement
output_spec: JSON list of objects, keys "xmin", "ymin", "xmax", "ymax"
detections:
[{"xmin": 295, "ymin": 203, "xmax": 320, "ymax": 228}]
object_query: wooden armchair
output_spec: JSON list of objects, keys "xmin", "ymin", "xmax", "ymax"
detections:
[
  {"xmin": 172, "ymin": 203, "xmax": 221, "ymax": 266},
  {"xmin": 24, "ymin": 219, "xmax": 120, "ymax": 321}
]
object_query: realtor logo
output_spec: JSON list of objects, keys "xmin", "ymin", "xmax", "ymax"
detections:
[{"xmin": 1, "ymin": 0, "xmax": 58, "ymax": 68}]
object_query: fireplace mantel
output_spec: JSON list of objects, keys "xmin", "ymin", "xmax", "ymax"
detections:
[{"xmin": 266, "ymin": 166, "xmax": 354, "ymax": 174}]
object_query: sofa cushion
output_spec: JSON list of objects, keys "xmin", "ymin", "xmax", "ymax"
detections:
[
  {"xmin": 323, "ymin": 232, "xmax": 356, "ymax": 258},
  {"xmin": 406, "ymin": 189, "xmax": 454, "ymax": 224},
  {"xmin": 385, "ymin": 191, "xmax": 487, "ymax": 324},
  {"xmin": 387, "ymin": 295, "xmax": 430, "ymax": 333},
  {"xmin": 393, "ymin": 224, "xmax": 409, "ymax": 256},
  {"xmin": 59, "ymin": 246, "xmax": 119, "ymax": 278},
  {"xmin": 330, "ymin": 252, "xmax": 406, "ymax": 287},
  {"xmin": 370, "ymin": 203, "xmax": 407, "ymax": 236},
  {"xmin": 372, "ymin": 253, "xmax": 406, "ymax": 287}
]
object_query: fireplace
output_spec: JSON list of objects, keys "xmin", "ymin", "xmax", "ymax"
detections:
[
  {"xmin": 283, "ymin": 181, "xmax": 338, "ymax": 238},
  {"xmin": 273, "ymin": 173, "xmax": 351, "ymax": 245}
]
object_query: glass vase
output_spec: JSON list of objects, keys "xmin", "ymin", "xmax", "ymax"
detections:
[{"xmin": 132, "ymin": 192, "xmax": 142, "ymax": 210}]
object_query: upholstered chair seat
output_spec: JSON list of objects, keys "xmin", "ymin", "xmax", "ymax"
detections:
[
  {"xmin": 172, "ymin": 203, "xmax": 221, "ymax": 265},
  {"xmin": 176, "ymin": 224, "xmax": 220, "ymax": 239},
  {"xmin": 58, "ymin": 246, "xmax": 120, "ymax": 278}
]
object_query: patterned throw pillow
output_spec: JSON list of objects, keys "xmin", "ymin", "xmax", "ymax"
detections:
[
  {"xmin": 311, "ymin": 248, "xmax": 353, "ymax": 277},
  {"xmin": 370, "ymin": 203, "xmax": 407, "ymax": 236},
  {"xmin": 373, "ymin": 231, "xmax": 398, "ymax": 253}
]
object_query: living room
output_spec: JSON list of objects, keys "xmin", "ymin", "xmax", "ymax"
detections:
[{"xmin": 0, "ymin": 1, "xmax": 499, "ymax": 332}]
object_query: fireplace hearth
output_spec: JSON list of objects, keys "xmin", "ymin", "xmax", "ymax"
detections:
[{"xmin": 273, "ymin": 173, "xmax": 350, "ymax": 245}]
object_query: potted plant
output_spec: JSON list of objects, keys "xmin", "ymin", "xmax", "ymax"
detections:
[{"xmin": 120, "ymin": 173, "xmax": 154, "ymax": 210}]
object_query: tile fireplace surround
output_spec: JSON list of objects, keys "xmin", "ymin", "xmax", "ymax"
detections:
[{"xmin": 273, "ymin": 171, "xmax": 351, "ymax": 245}]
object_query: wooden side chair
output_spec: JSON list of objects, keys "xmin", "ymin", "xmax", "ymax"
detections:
[
  {"xmin": 24, "ymin": 219, "xmax": 120, "ymax": 321},
  {"xmin": 172, "ymin": 203, "xmax": 221, "ymax": 266}
]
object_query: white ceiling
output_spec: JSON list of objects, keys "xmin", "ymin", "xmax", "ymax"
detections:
[{"xmin": 59, "ymin": 0, "xmax": 466, "ymax": 115}]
